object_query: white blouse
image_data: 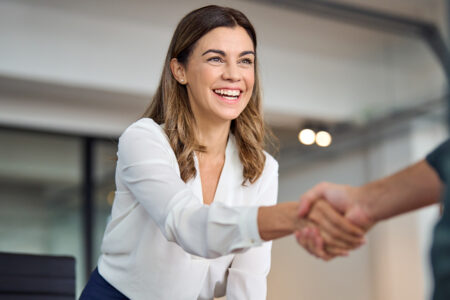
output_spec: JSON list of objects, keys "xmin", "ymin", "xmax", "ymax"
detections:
[{"xmin": 97, "ymin": 118, "xmax": 278, "ymax": 300}]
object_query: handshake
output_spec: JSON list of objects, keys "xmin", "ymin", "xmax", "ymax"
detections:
[
  {"xmin": 294, "ymin": 182, "xmax": 373, "ymax": 261},
  {"xmin": 258, "ymin": 160, "xmax": 441, "ymax": 261},
  {"xmin": 257, "ymin": 181, "xmax": 375, "ymax": 261}
]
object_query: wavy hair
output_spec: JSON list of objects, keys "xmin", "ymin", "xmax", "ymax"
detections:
[{"xmin": 143, "ymin": 5, "xmax": 274, "ymax": 184}]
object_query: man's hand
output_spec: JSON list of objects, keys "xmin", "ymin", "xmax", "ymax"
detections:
[
  {"xmin": 296, "ymin": 182, "xmax": 373, "ymax": 260},
  {"xmin": 301, "ymin": 200, "xmax": 366, "ymax": 260},
  {"xmin": 257, "ymin": 199, "xmax": 365, "ymax": 261},
  {"xmin": 299, "ymin": 182, "xmax": 373, "ymax": 229},
  {"xmin": 295, "ymin": 160, "xmax": 443, "ymax": 260}
]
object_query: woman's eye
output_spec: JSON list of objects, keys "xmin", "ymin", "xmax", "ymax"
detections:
[
  {"xmin": 208, "ymin": 57, "xmax": 223, "ymax": 63},
  {"xmin": 240, "ymin": 58, "xmax": 253, "ymax": 65}
]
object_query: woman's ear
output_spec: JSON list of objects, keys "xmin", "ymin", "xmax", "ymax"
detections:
[{"xmin": 170, "ymin": 58, "xmax": 187, "ymax": 84}]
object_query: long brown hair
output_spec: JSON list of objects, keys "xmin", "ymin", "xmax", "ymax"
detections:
[{"xmin": 143, "ymin": 5, "xmax": 273, "ymax": 184}]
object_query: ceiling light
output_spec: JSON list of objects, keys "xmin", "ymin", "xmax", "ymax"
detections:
[
  {"xmin": 316, "ymin": 131, "xmax": 332, "ymax": 147},
  {"xmin": 298, "ymin": 129, "xmax": 315, "ymax": 145}
]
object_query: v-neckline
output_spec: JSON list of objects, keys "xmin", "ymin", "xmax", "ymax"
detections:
[{"xmin": 193, "ymin": 136, "xmax": 232, "ymax": 205}]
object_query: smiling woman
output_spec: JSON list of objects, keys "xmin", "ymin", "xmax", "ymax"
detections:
[
  {"xmin": 173, "ymin": 26, "xmax": 255, "ymax": 123},
  {"xmin": 169, "ymin": 25, "xmax": 259, "ymax": 193},
  {"xmin": 79, "ymin": 5, "xmax": 365, "ymax": 300},
  {"xmin": 145, "ymin": 6, "xmax": 265, "ymax": 186}
]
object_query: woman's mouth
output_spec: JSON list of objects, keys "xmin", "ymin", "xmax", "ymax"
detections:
[{"xmin": 213, "ymin": 89, "xmax": 242, "ymax": 103}]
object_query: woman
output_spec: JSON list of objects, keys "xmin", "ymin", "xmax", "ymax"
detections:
[{"xmin": 80, "ymin": 5, "xmax": 363, "ymax": 300}]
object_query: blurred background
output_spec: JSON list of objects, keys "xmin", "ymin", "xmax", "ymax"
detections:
[{"xmin": 0, "ymin": 0, "xmax": 448, "ymax": 299}]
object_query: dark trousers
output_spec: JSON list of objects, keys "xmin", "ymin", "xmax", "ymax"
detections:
[{"xmin": 79, "ymin": 267, "xmax": 129, "ymax": 300}]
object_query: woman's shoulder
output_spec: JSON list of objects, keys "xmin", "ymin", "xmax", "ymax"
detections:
[
  {"xmin": 262, "ymin": 151, "xmax": 279, "ymax": 175},
  {"xmin": 120, "ymin": 118, "xmax": 167, "ymax": 141},
  {"xmin": 263, "ymin": 151, "xmax": 278, "ymax": 170},
  {"xmin": 118, "ymin": 118, "xmax": 173, "ymax": 154},
  {"xmin": 252, "ymin": 151, "xmax": 278, "ymax": 205},
  {"xmin": 116, "ymin": 118, "xmax": 180, "ymax": 172},
  {"xmin": 122, "ymin": 117, "xmax": 163, "ymax": 133}
]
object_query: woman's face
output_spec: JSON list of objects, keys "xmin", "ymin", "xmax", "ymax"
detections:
[{"xmin": 181, "ymin": 26, "xmax": 255, "ymax": 124}]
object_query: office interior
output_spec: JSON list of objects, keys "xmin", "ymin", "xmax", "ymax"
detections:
[{"xmin": 0, "ymin": 0, "xmax": 448, "ymax": 299}]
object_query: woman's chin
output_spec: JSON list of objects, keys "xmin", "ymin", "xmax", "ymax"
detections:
[{"xmin": 218, "ymin": 112, "xmax": 244, "ymax": 122}]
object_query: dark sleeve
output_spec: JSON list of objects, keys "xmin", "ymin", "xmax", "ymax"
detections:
[{"xmin": 426, "ymin": 139, "xmax": 450, "ymax": 183}]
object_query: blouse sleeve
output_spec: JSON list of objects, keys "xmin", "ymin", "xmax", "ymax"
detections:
[
  {"xmin": 226, "ymin": 156, "xmax": 279, "ymax": 300},
  {"xmin": 117, "ymin": 121, "xmax": 263, "ymax": 258}
]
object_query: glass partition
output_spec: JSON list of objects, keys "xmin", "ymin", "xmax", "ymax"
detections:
[{"xmin": 0, "ymin": 129, "xmax": 84, "ymax": 294}]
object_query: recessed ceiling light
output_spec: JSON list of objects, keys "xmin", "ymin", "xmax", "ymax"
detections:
[{"xmin": 298, "ymin": 129, "xmax": 315, "ymax": 145}]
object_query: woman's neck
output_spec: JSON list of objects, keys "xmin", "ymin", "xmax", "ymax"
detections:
[{"xmin": 195, "ymin": 118, "xmax": 230, "ymax": 158}]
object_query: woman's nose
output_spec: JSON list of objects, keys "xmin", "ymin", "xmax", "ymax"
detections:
[{"xmin": 222, "ymin": 63, "xmax": 241, "ymax": 82}]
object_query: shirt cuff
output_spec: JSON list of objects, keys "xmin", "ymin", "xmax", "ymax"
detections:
[{"xmin": 237, "ymin": 206, "xmax": 263, "ymax": 249}]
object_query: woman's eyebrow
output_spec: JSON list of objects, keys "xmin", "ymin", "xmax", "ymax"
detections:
[
  {"xmin": 239, "ymin": 51, "xmax": 255, "ymax": 57},
  {"xmin": 202, "ymin": 49, "xmax": 225, "ymax": 56},
  {"xmin": 201, "ymin": 49, "xmax": 256, "ymax": 57}
]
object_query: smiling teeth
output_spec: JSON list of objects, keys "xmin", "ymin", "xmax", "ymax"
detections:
[{"xmin": 214, "ymin": 89, "xmax": 240, "ymax": 97}]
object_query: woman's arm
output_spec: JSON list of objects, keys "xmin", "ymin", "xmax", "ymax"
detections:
[
  {"xmin": 118, "ymin": 120, "xmax": 364, "ymax": 259},
  {"xmin": 226, "ymin": 242, "xmax": 272, "ymax": 300},
  {"xmin": 227, "ymin": 167, "xmax": 365, "ymax": 299},
  {"xmin": 118, "ymin": 122, "xmax": 261, "ymax": 258},
  {"xmin": 258, "ymin": 201, "xmax": 364, "ymax": 254}
]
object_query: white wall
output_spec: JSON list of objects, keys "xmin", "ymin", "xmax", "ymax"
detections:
[
  {"xmin": 0, "ymin": 0, "xmax": 446, "ymax": 135},
  {"xmin": 272, "ymin": 150, "xmax": 373, "ymax": 300},
  {"xmin": 270, "ymin": 115, "xmax": 447, "ymax": 300}
]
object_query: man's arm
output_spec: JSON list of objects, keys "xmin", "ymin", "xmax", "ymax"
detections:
[
  {"xmin": 297, "ymin": 159, "xmax": 444, "ymax": 259},
  {"xmin": 359, "ymin": 160, "xmax": 443, "ymax": 222},
  {"xmin": 299, "ymin": 160, "xmax": 443, "ymax": 226}
]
